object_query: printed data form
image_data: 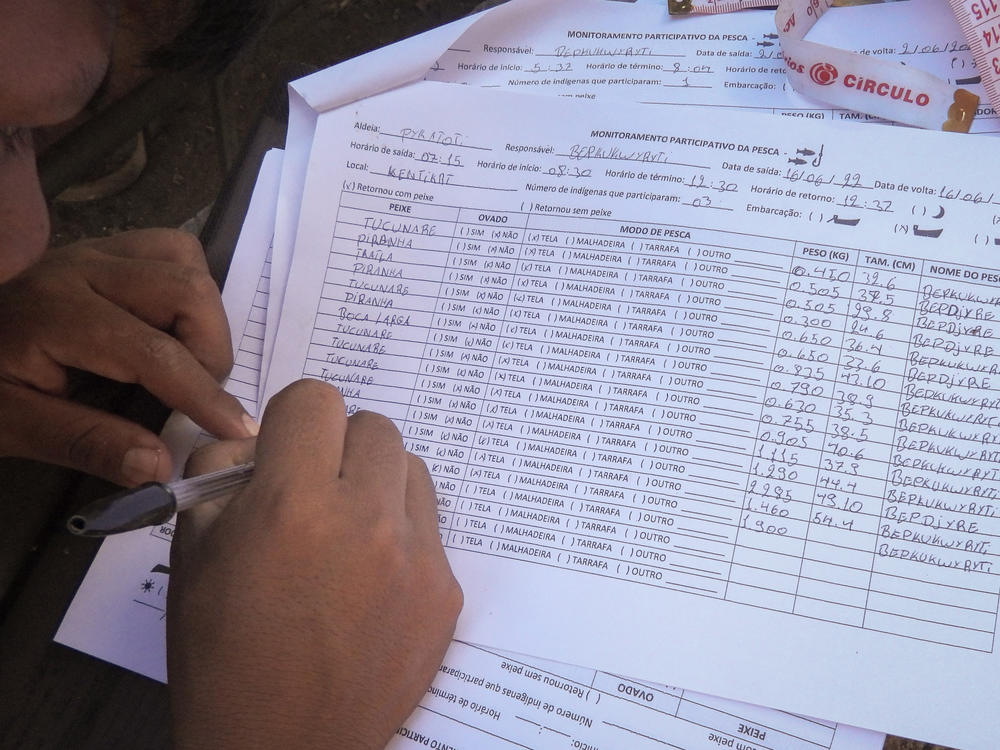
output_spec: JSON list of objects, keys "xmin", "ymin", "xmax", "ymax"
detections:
[
  {"xmin": 390, "ymin": 640, "xmax": 881, "ymax": 750},
  {"xmin": 55, "ymin": 147, "xmax": 887, "ymax": 750},
  {"xmin": 425, "ymin": 0, "xmax": 1000, "ymax": 133},
  {"xmin": 259, "ymin": 0, "xmax": 993, "ymax": 404},
  {"xmin": 267, "ymin": 80, "xmax": 1000, "ymax": 750}
]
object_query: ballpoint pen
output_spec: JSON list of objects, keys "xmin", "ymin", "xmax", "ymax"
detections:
[{"xmin": 66, "ymin": 461, "xmax": 256, "ymax": 537}]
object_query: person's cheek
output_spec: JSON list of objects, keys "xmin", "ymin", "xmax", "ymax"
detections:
[{"xmin": 0, "ymin": 147, "xmax": 49, "ymax": 282}]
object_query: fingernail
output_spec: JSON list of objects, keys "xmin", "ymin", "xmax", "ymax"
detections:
[
  {"xmin": 121, "ymin": 447, "xmax": 162, "ymax": 486},
  {"xmin": 242, "ymin": 412, "xmax": 260, "ymax": 437}
]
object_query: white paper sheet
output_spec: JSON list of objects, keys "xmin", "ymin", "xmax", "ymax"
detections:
[
  {"xmin": 388, "ymin": 640, "xmax": 882, "ymax": 750},
  {"xmin": 263, "ymin": 0, "xmax": 991, "ymax": 404},
  {"xmin": 425, "ymin": 0, "xmax": 996, "ymax": 129},
  {"xmin": 56, "ymin": 145, "xmax": 883, "ymax": 750},
  {"xmin": 263, "ymin": 78, "xmax": 1000, "ymax": 749}
]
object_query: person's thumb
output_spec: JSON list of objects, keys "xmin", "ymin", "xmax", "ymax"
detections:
[
  {"xmin": 177, "ymin": 436, "xmax": 257, "ymax": 543},
  {"xmin": 0, "ymin": 381, "xmax": 172, "ymax": 486}
]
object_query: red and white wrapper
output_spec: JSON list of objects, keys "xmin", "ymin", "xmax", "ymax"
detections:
[{"xmin": 670, "ymin": 0, "xmax": 980, "ymax": 132}]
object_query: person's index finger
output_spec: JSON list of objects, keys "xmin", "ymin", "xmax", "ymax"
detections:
[
  {"xmin": 83, "ymin": 252, "xmax": 234, "ymax": 383},
  {"xmin": 252, "ymin": 380, "xmax": 348, "ymax": 495},
  {"xmin": 129, "ymin": 331, "xmax": 251, "ymax": 440},
  {"xmin": 45, "ymin": 296, "xmax": 254, "ymax": 442}
]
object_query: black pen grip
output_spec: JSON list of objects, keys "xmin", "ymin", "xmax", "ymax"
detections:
[{"xmin": 66, "ymin": 483, "xmax": 176, "ymax": 537}]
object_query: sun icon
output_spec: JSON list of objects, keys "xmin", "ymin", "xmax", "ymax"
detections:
[{"xmin": 140, "ymin": 579, "xmax": 155, "ymax": 593}]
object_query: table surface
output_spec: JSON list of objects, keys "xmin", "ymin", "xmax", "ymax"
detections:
[{"xmin": 0, "ymin": 1, "xmax": 945, "ymax": 748}]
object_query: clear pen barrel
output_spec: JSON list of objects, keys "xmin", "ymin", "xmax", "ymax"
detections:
[{"xmin": 172, "ymin": 461, "xmax": 256, "ymax": 512}]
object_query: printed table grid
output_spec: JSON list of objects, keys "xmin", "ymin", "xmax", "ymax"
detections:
[
  {"xmin": 460, "ymin": 642, "xmax": 841, "ymax": 750},
  {"xmin": 303, "ymin": 189, "xmax": 1000, "ymax": 652}
]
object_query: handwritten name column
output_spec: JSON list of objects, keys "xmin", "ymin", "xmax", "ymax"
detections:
[{"xmin": 870, "ymin": 260, "xmax": 1000, "ymax": 650}]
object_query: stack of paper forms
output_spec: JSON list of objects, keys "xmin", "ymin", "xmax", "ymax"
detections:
[{"xmin": 59, "ymin": 2, "xmax": 1000, "ymax": 748}]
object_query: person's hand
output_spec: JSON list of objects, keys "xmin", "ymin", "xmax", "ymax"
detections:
[
  {"xmin": 0, "ymin": 229, "xmax": 257, "ymax": 485},
  {"xmin": 167, "ymin": 379, "xmax": 463, "ymax": 750}
]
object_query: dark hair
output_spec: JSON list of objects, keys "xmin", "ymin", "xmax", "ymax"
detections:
[{"xmin": 145, "ymin": 0, "xmax": 270, "ymax": 73}]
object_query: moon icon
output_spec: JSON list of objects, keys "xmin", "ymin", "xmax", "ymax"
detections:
[{"xmin": 932, "ymin": 205, "xmax": 945, "ymax": 219}]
